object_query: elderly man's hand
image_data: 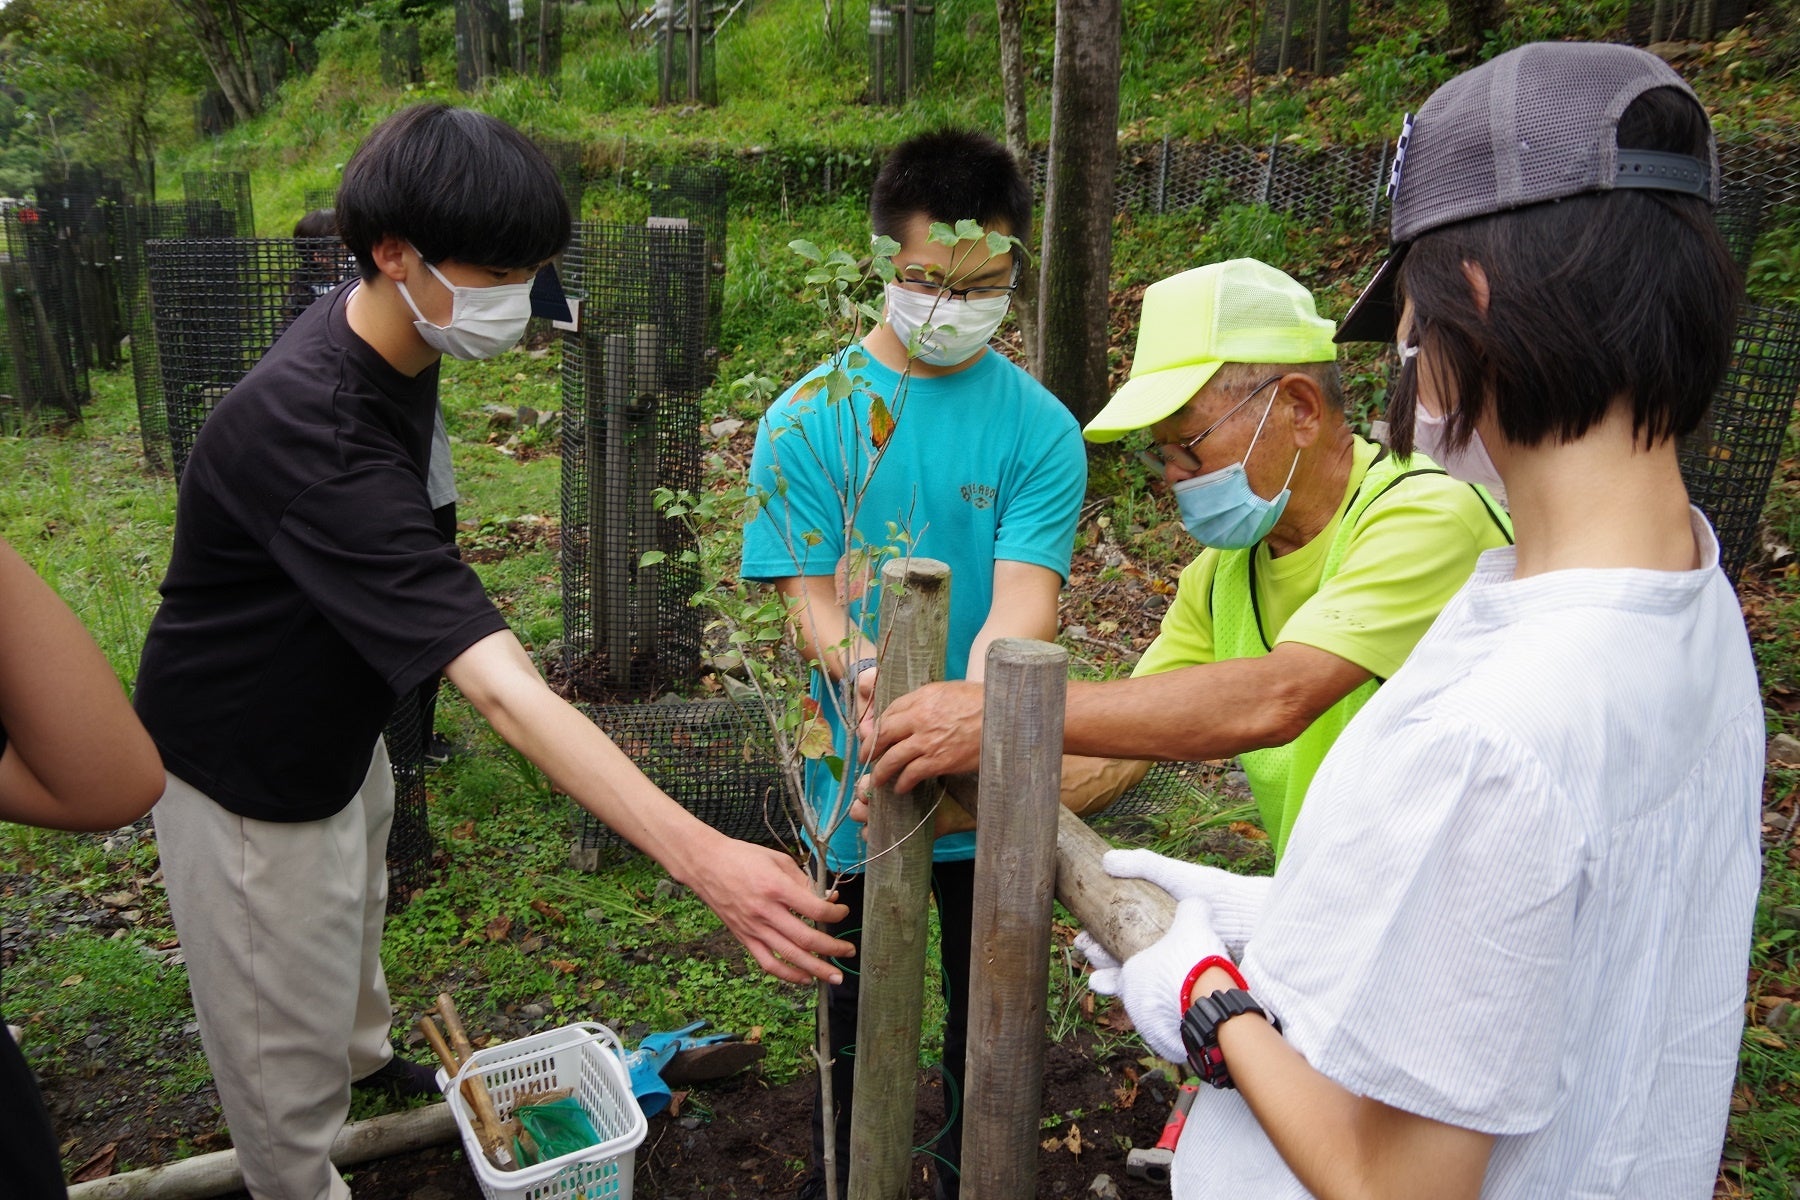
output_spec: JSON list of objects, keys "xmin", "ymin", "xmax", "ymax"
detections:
[{"xmin": 859, "ymin": 680, "xmax": 986, "ymax": 793}]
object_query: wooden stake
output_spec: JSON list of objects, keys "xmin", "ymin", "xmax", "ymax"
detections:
[
  {"xmin": 961, "ymin": 639, "xmax": 1067, "ymax": 1200},
  {"xmin": 431, "ymin": 997, "xmax": 513, "ymax": 1169},
  {"xmin": 848, "ymin": 558, "xmax": 951, "ymax": 1200}
]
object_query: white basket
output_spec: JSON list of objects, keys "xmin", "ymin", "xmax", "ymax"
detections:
[{"xmin": 438, "ymin": 1022, "xmax": 649, "ymax": 1200}]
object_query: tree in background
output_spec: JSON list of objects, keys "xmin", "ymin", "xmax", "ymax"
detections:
[
  {"xmin": 995, "ymin": 0, "xmax": 1041, "ymax": 370},
  {"xmin": 1445, "ymin": 0, "xmax": 1503, "ymax": 56},
  {"xmin": 0, "ymin": 0, "xmax": 195, "ymax": 196},
  {"xmin": 1036, "ymin": 0, "xmax": 1121, "ymax": 424},
  {"xmin": 169, "ymin": 0, "xmax": 352, "ymax": 125}
]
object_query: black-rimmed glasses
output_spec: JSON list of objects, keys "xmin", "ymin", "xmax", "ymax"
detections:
[
  {"xmin": 1137, "ymin": 375, "xmax": 1283, "ymax": 477},
  {"xmin": 895, "ymin": 261, "xmax": 1022, "ymax": 302}
]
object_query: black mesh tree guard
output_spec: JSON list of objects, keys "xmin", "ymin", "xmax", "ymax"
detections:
[
  {"xmin": 301, "ymin": 187, "xmax": 340, "ymax": 216},
  {"xmin": 119, "ymin": 201, "xmax": 241, "ymax": 472},
  {"xmin": 1715, "ymin": 182, "xmax": 1766, "ymax": 276},
  {"xmin": 519, "ymin": 0, "xmax": 564, "ymax": 79},
  {"xmin": 1679, "ymin": 304, "xmax": 1800, "ymax": 585},
  {"xmin": 1, "ymin": 204, "xmax": 91, "ymax": 426},
  {"xmin": 378, "ymin": 22, "xmax": 424, "ymax": 86},
  {"xmin": 645, "ymin": 163, "xmax": 726, "ymax": 358},
  {"xmin": 569, "ymin": 694, "xmax": 1213, "ymax": 860},
  {"xmin": 456, "ymin": 0, "xmax": 511, "ymax": 90},
  {"xmin": 183, "ymin": 171, "xmax": 255, "ymax": 237},
  {"xmin": 868, "ymin": 1, "xmax": 935, "ymax": 105},
  {"xmin": 1625, "ymin": 0, "xmax": 1750, "ymax": 43},
  {"xmin": 146, "ymin": 236, "xmax": 433, "ymax": 908},
  {"xmin": 571, "ymin": 698, "xmax": 787, "ymax": 858},
  {"xmin": 534, "ymin": 139, "xmax": 588, "ymax": 218},
  {"xmin": 37, "ymin": 168, "xmax": 130, "ymax": 374},
  {"xmin": 559, "ymin": 221, "xmax": 709, "ymax": 700},
  {"xmin": 1254, "ymin": 0, "xmax": 1350, "ymax": 75},
  {"xmin": 656, "ymin": 0, "xmax": 718, "ymax": 106}
]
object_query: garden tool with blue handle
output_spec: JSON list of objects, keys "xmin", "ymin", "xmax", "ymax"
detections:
[{"xmin": 625, "ymin": 1021, "xmax": 765, "ymax": 1117}]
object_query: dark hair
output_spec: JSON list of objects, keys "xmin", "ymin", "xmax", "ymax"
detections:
[
  {"xmin": 293, "ymin": 209, "xmax": 338, "ymax": 240},
  {"xmin": 871, "ymin": 128, "xmax": 1034, "ymax": 246},
  {"xmin": 1389, "ymin": 87, "xmax": 1739, "ymax": 458},
  {"xmin": 336, "ymin": 104, "xmax": 570, "ymax": 282}
]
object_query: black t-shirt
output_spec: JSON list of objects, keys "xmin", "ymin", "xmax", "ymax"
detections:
[{"xmin": 134, "ymin": 285, "xmax": 508, "ymax": 822}]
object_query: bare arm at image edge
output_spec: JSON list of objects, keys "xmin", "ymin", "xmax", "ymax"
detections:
[
  {"xmin": 0, "ymin": 537, "xmax": 164, "ymax": 831},
  {"xmin": 445, "ymin": 630, "xmax": 854, "ymax": 985}
]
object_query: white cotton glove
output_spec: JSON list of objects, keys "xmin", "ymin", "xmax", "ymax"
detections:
[
  {"xmin": 1102, "ymin": 848, "xmax": 1271, "ymax": 957},
  {"xmin": 1075, "ymin": 897, "xmax": 1229, "ymax": 1064}
]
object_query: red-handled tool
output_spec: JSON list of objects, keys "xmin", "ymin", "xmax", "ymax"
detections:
[{"xmin": 1126, "ymin": 1080, "xmax": 1199, "ymax": 1183}]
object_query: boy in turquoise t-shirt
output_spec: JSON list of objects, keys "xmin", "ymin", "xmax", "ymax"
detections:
[{"xmin": 741, "ymin": 129, "xmax": 1086, "ymax": 1200}]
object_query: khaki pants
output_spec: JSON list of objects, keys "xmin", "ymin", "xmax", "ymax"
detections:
[{"xmin": 153, "ymin": 741, "xmax": 397, "ymax": 1200}]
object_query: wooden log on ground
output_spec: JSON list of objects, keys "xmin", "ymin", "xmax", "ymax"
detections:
[
  {"xmin": 942, "ymin": 776, "xmax": 1175, "ymax": 962},
  {"xmin": 961, "ymin": 639, "xmax": 1067, "ymax": 1200},
  {"xmin": 848, "ymin": 557, "xmax": 951, "ymax": 1200},
  {"xmin": 65, "ymin": 1103, "xmax": 456, "ymax": 1200}
]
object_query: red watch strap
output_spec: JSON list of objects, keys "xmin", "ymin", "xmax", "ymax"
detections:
[{"xmin": 1181, "ymin": 955, "xmax": 1248, "ymax": 1013}]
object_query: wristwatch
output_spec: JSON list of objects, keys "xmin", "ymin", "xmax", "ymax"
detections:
[{"xmin": 1181, "ymin": 988, "xmax": 1280, "ymax": 1090}]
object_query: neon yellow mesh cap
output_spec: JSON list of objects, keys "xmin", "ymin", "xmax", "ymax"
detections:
[{"xmin": 1083, "ymin": 258, "xmax": 1339, "ymax": 443}]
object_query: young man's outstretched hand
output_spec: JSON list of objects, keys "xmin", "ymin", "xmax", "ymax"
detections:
[{"xmin": 446, "ymin": 630, "xmax": 853, "ymax": 985}]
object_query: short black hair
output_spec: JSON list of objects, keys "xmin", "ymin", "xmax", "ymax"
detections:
[
  {"xmin": 870, "ymin": 128, "xmax": 1033, "ymax": 246},
  {"xmin": 337, "ymin": 104, "xmax": 570, "ymax": 282},
  {"xmin": 293, "ymin": 209, "xmax": 338, "ymax": 240},
  {"xmin": 1389, "ymin": 87, "xmax": 1739, "ymax": 457}
]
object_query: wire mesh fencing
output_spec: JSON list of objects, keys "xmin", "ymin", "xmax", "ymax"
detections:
[
  {"xmin": 559, "ymin": 221, "xmax": 710, "ymax": 701},
  {"xmin": 146, "ymin": 235, "xmax": 433, "ymax": 906},
  {"xmin": 570, "ymin": 698, "xmax": 789, "ymax": 860},
  {"xmin": 868, "ymin": 0, "xmax": 935, "ymax": 105},
  {"xmin": 535, "ymin": 139, "xmax": 588, "ymax": 218},
  {"xmin": 183, "ymin": 171, "xmax": 255, "ymax": 238},
  {"xmin": 379, "ymin": 21, "xmax": 424, "ymax": 86},
  {"xmin": 1254, "ymin": 0, "xmax": 1351, "ymax": 75},
  {"xmin": 1625, "ymin": 0, "xmax": 1751, "ymax": 42},
  {"xmin": 1, "ymin": 204, "xmax": 92, "ymax": 427},
  {"xmin": 1680, "ymin": 303, "xmax": 1800, "ymax": 585},
  {"xmin": 37, "ymin": 168, "xmax": 130, "ymax": 374},
  {"xmin": 119, "ymin": 202, "xmax": 241, "ymax": 471},
  {"xmin": 146, "ymin": 238, "xmax": 351, "ymax": 476},
  {"xmin": 645, "ymin": 163, "xmax": 726, "ymax": 357},
  {"xmin": 657, "ymin": 0, "xmax": 718, "ymax": 105},
  {"xmin": 568, "ymin": 691, "xmax": 1214, "ymax": 862}
]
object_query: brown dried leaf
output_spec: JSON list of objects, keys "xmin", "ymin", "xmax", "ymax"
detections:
[
  {"xmin": 529, "ymin": 899, "xmax": 568, "ymax": 925},
  {"xmin": 485, "ymin": 916, "xmax": 513, "ymax": 942},
  {"xmin": 71, "ymin": 1142, "xmax": 117, "ymax": 1183},
  {"xmin": 549, "ymin": 958, "xmax": 580, "ymax": 975}
]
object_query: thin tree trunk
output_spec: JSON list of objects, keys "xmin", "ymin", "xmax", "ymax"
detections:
[
  {"xmin": 995, "ymin": 0, "xmax": 1041, "ymax": 372},
  {"xmin": 1037, "ymin": 0, "xmax": 1122, "ymax": 425},
  {"xmin": 174, "ymin": 0, "xmax": 259, "ymax": 122}
]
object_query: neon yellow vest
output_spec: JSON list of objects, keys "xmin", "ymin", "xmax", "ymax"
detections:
[{"xmin": 1210, "ymin": 452, "xmax": 1508, "ymax": 859}]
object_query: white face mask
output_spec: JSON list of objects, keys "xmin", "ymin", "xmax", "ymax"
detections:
[
  {"xmin": 884, "ymin": 283, "xmax": 1011, "ymax": 367},
  {"xmin": 397, "ymin": 248, "xmax": 534, "ymax": 360},
  {"xmin": 1413, "ymin": 402, "xmax": 1508, "ymax": 506}
]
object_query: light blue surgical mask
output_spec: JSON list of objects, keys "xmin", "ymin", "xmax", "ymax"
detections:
[{"xmin": 1170, "ymin": 386, "xmax": 1300, "ymax": 549}]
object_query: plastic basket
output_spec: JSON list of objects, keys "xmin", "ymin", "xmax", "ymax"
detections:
[{"xmin": 437, "ymin": 1022, "xmax": 648, "ymax": 1200}]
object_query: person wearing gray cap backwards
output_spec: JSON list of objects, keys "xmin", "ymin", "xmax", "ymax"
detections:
[{"xmin": 1075, "ymin": 42, "xmax": 1762, "ymax": 1200}]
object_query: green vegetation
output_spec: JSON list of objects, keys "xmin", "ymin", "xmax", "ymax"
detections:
[{"xmin": 0, "ymin": 0, "xmax": 1798, "ymax": 1190}]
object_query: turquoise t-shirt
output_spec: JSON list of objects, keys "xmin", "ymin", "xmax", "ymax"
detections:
[{"xmin": 741, "ymin": 341, "xmax": 1086, "ymax": 872}]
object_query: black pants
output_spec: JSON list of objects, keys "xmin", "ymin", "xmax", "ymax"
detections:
[
  {"xmin": 2, "ymin": 1021, "xmax": 68, "ymax": 1200},
  {"xmin": 808, "ymin": 859, "xmax": 974, "ymax": 1200}
]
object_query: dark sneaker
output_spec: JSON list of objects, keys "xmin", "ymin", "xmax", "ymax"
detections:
[
  {"xmin": 352, "ymin": 1055, "xmax": 441, "ymax": 1101},
  {"xmin": 424, "ymin": 734, "xmax": 461, "ymax": 766}
]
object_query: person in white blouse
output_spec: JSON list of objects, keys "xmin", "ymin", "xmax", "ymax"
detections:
[{"xmin": 1079, "ymin": 41, "xmax": 1765, "ymax": 1200}]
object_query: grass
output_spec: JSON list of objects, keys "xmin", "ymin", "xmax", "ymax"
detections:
[{"xmin": 3, "ymin": 94, "xmax": 1800, "ymax": 1188}]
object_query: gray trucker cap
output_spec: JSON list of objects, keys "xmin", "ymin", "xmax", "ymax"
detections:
[{"xmin": 1336, "ymin": 41, "xmax": 1718, "ymax": 343}]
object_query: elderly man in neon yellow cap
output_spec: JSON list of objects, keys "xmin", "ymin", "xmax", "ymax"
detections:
[{"xmin": 867, "ymin": 257, "xmax": 1511, "ymax": 857}]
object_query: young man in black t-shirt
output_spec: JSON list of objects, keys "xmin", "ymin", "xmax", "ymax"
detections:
[{"xmin": 133, "ymin": 105, "xmax": 851, "ymax": 1200}]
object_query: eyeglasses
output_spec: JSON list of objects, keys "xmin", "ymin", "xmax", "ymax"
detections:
[
  {"xmin": 1137, "ymin": 375, "xmax": 1283, "ymax": 478},
  {"xmin": 895, "ymin": 262, "xmax": 1022, "ymax": 302}
]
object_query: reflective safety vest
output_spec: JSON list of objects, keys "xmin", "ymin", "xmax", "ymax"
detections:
[{"xmin": 1210, "ymin": 450, "xmax": 1511, "ymax": 859}]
